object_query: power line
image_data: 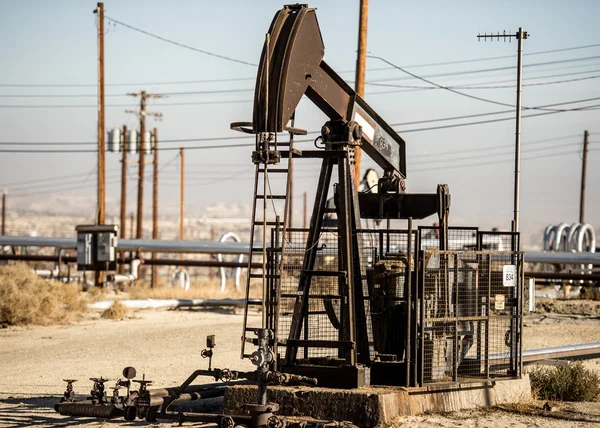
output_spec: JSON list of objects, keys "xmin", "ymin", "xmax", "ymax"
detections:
[
  {"xmin": 410, "ymin": 134, "xmax": 581, "ymax": 159},
  {"xmin": 374, "ymin": 42, "xmax": 600, "ymax": 70},
  {"xmin": 411, "ymin": 148, "xmax": 599, "ymax": 173},
  {"xmin": 368, "ymin": 54, "xmax": 599, "ymax": 112},
  {"xmin": 7, "ymin": 69, "xmax": 600, "ymax": 100},
  {"xmin": 390, "ymin": 96, "xmax": 600, "ymax": 127},
  {"xmin": 411, "ymin": 139, "xmax": 583, "ymax": 166},
  {"xmin": 0, "ymin": 88, "xmax": 254, "ymax": 98},
  {"xmin": 399, "ymin": 103, "xmax": 600, "ymax": 133},
  {"xmin": 0, "ymin": 41, "xmax": 600, "ymax": 88},
  {"xmin": 366, "ymin": 54, "xmax": 600, "ymax": 85},
  {"xmin": 105, "ymin": 15, "xmax": 257, "ymax": 67}
]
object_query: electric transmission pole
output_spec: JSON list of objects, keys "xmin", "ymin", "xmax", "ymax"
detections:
[
  {"xmin": 95, "ymin": 2, "xmax": 106, "ymax": 226},
  {"xmin": 579, "ymin": 130, "xmax": 589, "ymax": 224},
  {"xmin": 1, "ymin": 191, "xmax": 6, "ymax": 236},
  {"xmin": 126, "ymin": 91, "xmax": 162, "ymax": 240},
  {"xmin": 179, "ymin": 147, "xmax": 185, "ymax": 266},
  {"xmin": 151, "ymin": 128, "xmax": 159, "ymax": 287},
  {"xmin": 477, "ymin": 28, "xmax": 529, "ymax": 233},
  {"xmin": 119, "ymin": 125, "xmax": 127, "ymax": 274},
  {"xmin": 94, "ymin": 2, "xmax": 106, "ymax": 288},
  {"xmin": 354, "ymin": 0, "xmax": 369, "ymax": 188}
]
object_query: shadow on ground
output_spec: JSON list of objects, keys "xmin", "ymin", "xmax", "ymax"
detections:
[{"xmin": 0, "ymin": 396, "xmax": 151, "ymax": 427}]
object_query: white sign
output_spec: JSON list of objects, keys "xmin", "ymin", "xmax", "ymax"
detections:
[
  {"xmin": 495, "ymin": 294, "xmax": 505, "ymax": 310},
  {"xmin": 503, "ymin": 265, "xmax": 516, "ymax": 287}
]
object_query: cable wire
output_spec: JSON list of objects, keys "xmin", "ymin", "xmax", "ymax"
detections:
[{"xmin": 105, "ymin": 15, "xmax": 257, "ymax": 67}]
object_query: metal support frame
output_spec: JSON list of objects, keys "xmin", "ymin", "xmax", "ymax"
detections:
[{"xmin": 285, "ymin": 120, "xmax": 370, "ymax": 371}]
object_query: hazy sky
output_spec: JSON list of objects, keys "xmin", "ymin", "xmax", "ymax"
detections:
[{"xmin": 0, "ymin": 0, "xmax": 598, "ymax": 237}]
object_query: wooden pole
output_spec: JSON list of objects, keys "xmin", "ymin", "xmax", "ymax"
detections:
[
  {"xmin": 96, "ymin": 2, "xmax": 106, "ymax": 224},
  {"xmin": 129, "ymin": 212, "xmax": 135, "ymax": 239},
  {"xmin": 136, "ymin": 91, "xmax": 147, "ymax": 239},
  {"xmin": 353, "ymin": 0, "xmax": 368, "ymax": 188},
  {"xmin": 119, "ymin": 125, "xmax": 127, "ymax": 274},
  {"xmin": 152, "ymin": 128, "xmax": 159, "ymax": 287},
  {"xmin": 179, "ymin": 148, "xmax": 185, "ymax": 264},
  {"xmin": 579, "ymin": 130, "xmax": 589, "ymax": 223},
  {"xmin": 1, "ymin": 192, "xmax": 6, "ymax": 236},
  {"xmin": 95, "ymin": 2, "xmax": 106, "ymax": 288}
]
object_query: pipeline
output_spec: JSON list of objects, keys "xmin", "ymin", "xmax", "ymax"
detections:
[
  {"xmin": 217, "ymin": 232, "xmax": 245, "ymax": 293},
  {"xmin": 87, "ymin": 298, "xmax": 260, "ymax": 311},
  {"xmin": 55, "ymin": 401, "xmax": 123, "ymax": 419}
]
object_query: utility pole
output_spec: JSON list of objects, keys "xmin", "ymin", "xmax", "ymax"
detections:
[
  {"xmin": 129, "ymin": 212, "xmax": 135, "ymax": 239},
  {"xmin": 179, "ymin": 148, "xmax": 185, "ymax": 265},
  {"xmin": 119, "ymin": 125, "xmax": 128, "ymax": 274},
  {"xmin": 477, "ymin": 28, "xmax": 529, "ymax": 232},
  {"xmin": 94, "ymin": 2, "xmax": 106, "ymax": 288},
  {"xmin": 353, "ymin": 0, "xmax": 369, "ymax": 188},
  {"xmin": 126, "ymin": 91, "xmax": 162, "ymax": 240},
  {"xmin": 151, "ymin": 128, "xmax": 159, "ymax": 287},
  {"xmin": 95, "ymin": 2, "xmax": 106, "ymax": 225},
  {"xmin": 303, "ymin": 191, "xmax": 307, "ymax": 229},
  {"xmin": 1, "ymin": 191, "xmax": 6, "ymax": 235},
  {"xmin": 579, "ymin": 129, "xmax": 589, "ymax": 223}
]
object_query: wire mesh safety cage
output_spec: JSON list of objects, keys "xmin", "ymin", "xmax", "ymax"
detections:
[
  {"xmin": 263, "ymin": 226, "xmax": 522, "ymax": 387},
  {"xmin": 419, "ymin": 249, "xmax": 523, "ymax": 384},
  {"xmin": 270, "ymin": 227, "xmax": 417, "ymax": 362},
  {"xmin": 418, "ymin": 226, "xmax": 479, "ymax": 251}
]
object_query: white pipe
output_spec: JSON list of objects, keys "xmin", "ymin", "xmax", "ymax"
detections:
[
  {"xmin": 216, "ymin": 232, "xmax": 244, "ymax": 293},
  {"xmin": 87, "ymin": 298, "xmax": 255, "ymax": 311},
  {"xmin": 552, "ymin": 223, "xmax": 569, "ymax": 251},
  {"xmin": 171, "ymin": 269, "xmax": 190, "ymax": 291}
]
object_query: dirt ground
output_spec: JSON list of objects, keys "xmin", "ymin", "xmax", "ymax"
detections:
[{"xmin": 1, "ymin": 300, "xmax": 599, "ymax": 428}]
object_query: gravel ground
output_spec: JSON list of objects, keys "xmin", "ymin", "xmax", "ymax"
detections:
[{"xmin": 1, "ymin": 303, "xmax": 599, "ymax": 427}]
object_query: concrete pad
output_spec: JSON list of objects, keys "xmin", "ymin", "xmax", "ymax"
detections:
[{"xmin": 223, "ymin": 376, "xmax": 531, "ymax": 427}]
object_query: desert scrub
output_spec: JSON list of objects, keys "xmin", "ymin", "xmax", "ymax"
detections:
[
  {"xmin": 0, "ymin": 263, "xmax": 86, "ymax": 326},
  {"xmin": 101, "ymin": 300, "xmax": 129, "ymax": 320},
  {"xmin": 529, "ymin": 362, "xmax": 600, "ymax": 402}
]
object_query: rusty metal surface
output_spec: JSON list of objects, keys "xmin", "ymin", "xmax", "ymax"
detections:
[{"xmin": 253, "ymin": 5, "xmax": 323, "ymax": 133}]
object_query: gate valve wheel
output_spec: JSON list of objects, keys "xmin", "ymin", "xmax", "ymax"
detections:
[
  {"xmin": 219, "ymin": 369, "xmax": 233, "ymax": 382},
  {"xmin": 220, "ymin": 416, "xmax": 235, "ymax": 428},
  {"xmin": 268, "ymin": 415, "xmax": 285, "ymax": 428},
  {"xmin": 63, "ymin": 379, "xmax": 77, "ymax": 384}
]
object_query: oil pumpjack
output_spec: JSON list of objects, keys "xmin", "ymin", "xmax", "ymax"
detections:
[{"xmin": 232, "ymin": 4, "xmax": 451, "ymax": 388}]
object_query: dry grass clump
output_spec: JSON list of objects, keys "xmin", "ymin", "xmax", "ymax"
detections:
[
  {"xmin": 101, "ymin": 300, "xmax": 129, "ymax": 320},
  {"xmin": 530, "ymin": 362, "xmax": 600, "ymax": 402},
  {"xmin": 126, "ymin": 276, "xmax": 250, "ymax": 300},
  {"xmin": 0, "ymin": 263, "xmax": 86, "ymax": 326}
]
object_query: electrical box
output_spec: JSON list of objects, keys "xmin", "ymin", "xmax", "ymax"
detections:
[
  {"xmin": 77, "ymin": 233, "xmax": 93, "ymax": 266},
  {"xmin": 75, "ymin": 224, "xmax": 119, "ymax": 271}
]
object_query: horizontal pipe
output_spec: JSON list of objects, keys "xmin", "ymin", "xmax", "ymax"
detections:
[
  {"xmin": 523, "ymin": 342, "xmax": 600, "ymax": 363},
  {"xmin": 473, "ymin": 342, "xmax": 600, "ymax": 371},
  {"xmin": 524, "ymin": 271, "xmax": 600, "ymax": 281},
  {"xmin": 148, "ymin": 380, "xmax": 248, "ymax": 398},
  {"xmin": 88, "ymin": 298, "xmax": 260, "ymax": 311},
  {"xmin": 157, "ymin": 411, "xmax": 251, "ymax": 424},
  {"xmin": 149, "ymin": 389, "xmax": 224, "ymax": 407},
  {"xmin": 55, "ymin": 402, "xmax": 123, "ymax": 419},
  {"xmin": 0, "ymin": 254, "xmax": 260, "ymax": 269},
  {"xmin": 0, "ymin": 236, "xmax": 253, "ymax": 255}
]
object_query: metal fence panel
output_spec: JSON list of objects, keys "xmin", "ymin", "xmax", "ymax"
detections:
[{"xmin": 420, "ymin": 250, "xmax": 522, "ymax": 384}]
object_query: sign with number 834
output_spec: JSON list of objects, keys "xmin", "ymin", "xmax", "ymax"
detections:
[{"xmin": 503, "ymin": 265, "xmax": 516, "ymax": 287}]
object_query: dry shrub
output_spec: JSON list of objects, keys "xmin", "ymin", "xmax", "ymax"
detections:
[
  {"xmin": 0, "ymin": 263, "xmax": 86, "ymax": 326},
  {"xmin": 127, "ymin": 276, "xmax": 249, "ymax": 300},
  {"xmin": 101, "ymin": 300, "xmax": 129, "ymax": 320},
  {"xmin": 529, "ymin": 362, "xmax": 600, "ymax": 402}
]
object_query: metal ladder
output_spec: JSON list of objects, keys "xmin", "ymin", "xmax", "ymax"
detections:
[{"xmin": 240, "ymin": 127, "xmax": 299, "ymax": 358}]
